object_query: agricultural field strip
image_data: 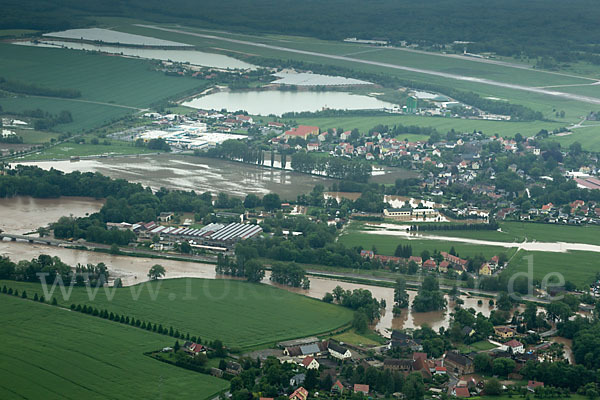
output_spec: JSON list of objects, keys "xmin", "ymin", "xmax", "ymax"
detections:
[{"xmin": 136, "ymin": 24, "xmax": 600, "ymax": 105}]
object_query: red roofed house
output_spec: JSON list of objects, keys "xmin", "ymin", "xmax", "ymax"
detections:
[
  {"xmin": 285, "ymin": 125, "xmax": 319, "ymax": 140},
  {"xmin": 541, "ymin": 203, "xmax": 554, "ymax": 213},
  {"xmin": 301, "ymin": 356, "xmax": 319, "ymax": 370},
  {"xmin": 354, "ymin": 384, "xmax": 369, "ymax": 395},
  {"xmin": 409, "ymin": 256, "xmax": 423, "ymax": 266},
  {"xmin": 528, "ymin": 381, "xmax": 544, "ymax": 392},
  {"xmin": 505, "ymin": 339, "xmax": 524, "ymax": 354},
  {"xmin": 289, "ymin": 387, "xmax": 308, "ymax": 400},
  {"xmin": 423, "ymin": 259, "xmax": 437, "ymax": 270},
  {"xmin": 331, "ymin": 380, "xmax": 344, "ymax": 394},
  {"xmin": 434, "ymin": 366, "xmax": 447, "ymax": 375},
  {"xmin": 439, "ymin": 260, "xmax": 450, "ymax": 273},
  {"xmin": 453, "ymin": 387, "xmax": 470, "ymax": 398}
]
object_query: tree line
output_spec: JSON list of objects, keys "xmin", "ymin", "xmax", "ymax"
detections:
[{"xmin": 0, "ymin": 77, "xmax": 81, "ymax": 98}]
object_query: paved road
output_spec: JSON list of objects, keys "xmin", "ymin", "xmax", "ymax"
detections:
[{"xmin": 137, "ymin": 24, "xmax": 600, "ymax": 106}]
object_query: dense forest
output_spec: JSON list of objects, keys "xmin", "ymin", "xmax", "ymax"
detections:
[{"xmin": 5, "ymin": 0, "xmax": 600, "ymax": 63}]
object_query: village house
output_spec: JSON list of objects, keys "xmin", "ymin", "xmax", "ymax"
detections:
[
  {"xmin": 479, "ymin": 263, "xmax": 492, "ymax": 276},
  {"xmin": 158, "ymin": 212, "xmax": 174, "ymax": 222},
  {"xmin": 443, "ymin": 352, "xmax": 474, "ymax": 375},
  {"xmin": 301, "ymin": 356, "xmax": 319, "ymax": 370},
  {"xmin": 289, "ymin": 387, "xmax": 308, "ymax": 400},
  {"xmin": 226, "ymin": 362, "xmax": 242, "ymax": 375},
  {"xmin": 354, "ymin": 384, "xmax": 369, "ymax": 395},
  {"xmin": 505, "ymin": 339, "xmax": 525, "ymax": 354},
  {"xmin": 494, "ymin": 326, "xmax": 516, "ymax": 339},
  {"xmin": 331, "ymin": 380, "xmax": 344, "ymax": 394},
  {"xmin": 528, "ymin": 381, "xmax": 544, "ymax": 392},
  {"xmin": 328, "ymin": 341, "xmax": 352, "ymax": 360},
  {"xmin": 285, "ymin": 125, "xmax": 319, "ymax": 140}
]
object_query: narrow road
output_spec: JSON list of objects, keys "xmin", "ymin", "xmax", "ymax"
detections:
[{"xmin": 137, "ymin": 24, "xmax": 600, "ymax": 106}]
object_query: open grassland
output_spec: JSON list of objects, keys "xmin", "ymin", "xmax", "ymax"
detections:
[
  {"xmin": 0, "ymin": 96, "xmax": 133, "ymax": 134},
  {"xmin": 19, "ymin": 140, "xmax": 157, "ymax": 161},
  {"xmin": 422, "ymin": 222, "xmax": 600, "ymax": 246},
  {"xmin": 0, "ymin": 43, "xmax": 206, "ymax": 108},
  {"xmin": 338, "ymin": 229, "xmax": 514, "ymax": 259},
  {"xmin": 505, "ymin": 250, "xmax": 600, "ymax": 288},
  {"xmin": 549, "ymin": 125, "xmax": 600, "ymax": 152},
  {"xmin": 289, "ymin": 115, "xmax": 565, "ymax": 137},
  {"xmin": 0, "ymin": 295, "xmax": 228, "ymax": 400},
  {"xmin": 0, "ymin": 43, "xmax": 207, "ymax": 133},
  {"xmin": 0, "ymin": 278, "xmax": 353, "ymax": 349}
]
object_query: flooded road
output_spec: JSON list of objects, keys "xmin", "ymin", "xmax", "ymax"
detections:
[
  {"xmin": 12, "ymin": 154, "xmax": 335, "ymax": 199},
  {"xmin": 0, "ymin": 240, "xmax": 493, "ymax": 335}
]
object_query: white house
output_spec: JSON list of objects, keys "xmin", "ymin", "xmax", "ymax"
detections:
[
  {"xmin": 505, "ymin": 339, "xmax": 524, "ymax": 354},
  {"xmin": 301, "ymin": 356, "xmax": 320, "ymax": 370},
  {"xmin": 328, "ymin": 342, "xmax": 352, "ymax": 360}
]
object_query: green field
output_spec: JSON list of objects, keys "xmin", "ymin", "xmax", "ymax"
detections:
[
  {"xmin": 338, "ymin": 228, "xmax": 514, "ymax": 259},
  {"xmin": 0, "ymin": 43, "xmax": 208, "ymax": 133},
  {"xmin": 290, "ymin": 115, "xmax": 565, "ymax": 137},
  {"xmin": 458, "ymin": 340, "xmax": 497, "ymax": 353},
  {"xmin": 505, "ymin": 250, "xmax": 600, "ymax": 288},
  {"xmin": 0, "ymin": 278, "xmax": 353, "ymax": 349},
  {"xmin": 0, "ymin": 295, "xmax": 228, "ymax": 400},
  {"xmin": 19, "ymin": 140, "xmax": 157, "ymax": 160}
]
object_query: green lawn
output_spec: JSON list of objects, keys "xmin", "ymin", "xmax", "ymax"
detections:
[
  {"xmin": 0, "ymin": 295, "xmax": 228, "ymax": 400},
  {"xmin": 505, "ymin": 250, "xmax": 600, "ymax": 288},
  {"xmin": 331, "ymin": 329, "xmax": 385, "ymax": 347},
  {"xmin": 458, "ymin": 340, "xmax": 497, "ymax": 353},
  {"xmin": 0, "ymin": 278, "xmax": 353, "ymax": 349}
]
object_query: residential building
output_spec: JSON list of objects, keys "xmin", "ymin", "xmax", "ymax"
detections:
[
  {"xmin": 443, "ymin": 352, "xmax": 474, "ymax": 375},
  {"xmin": 494, "ymin": 326, "xmax": 516, "ymax": 339},
  {"xmin": 354, "ymin": 384, "xmax": 369, "ymax": 395},
  {"xmin": 289, "ymin": 387, "xmax": 308, "ymax": 400},
  {"xmin": 328, "ymin": 341, "xmax": 352, "ymax": 360},
  {"xmin": 301, "ymin": 356, "xmax": 319, "ymax": 370},
  {"xmin": 285, "ymin": 125, "xmax": 319, "ymax": 140}
]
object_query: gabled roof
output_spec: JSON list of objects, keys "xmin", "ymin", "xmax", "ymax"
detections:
[
  {"xmin": 455, "ymin": 387, "xmax": 470, "ymax": 397},
  {"xmin": 328, "ymin": 341, "xmax": 349, "ymax": 354},
  {"xmin": 300, "ymin": 343, "xmax": 320, "ymax": 355},
  {"xmin": 302, "ymin": 356, "xmax": 317, "ymax": 368},
  {"xmin": 354, "ymin": 384, "xmax": 369, "ymax": 394},
  {"xmin": 506, "ymin": 339, "xmax": 523, "ymax": 348},
  {"xmin": 331, "ymin": 380, "xmax": 344, "ymax": 392}
]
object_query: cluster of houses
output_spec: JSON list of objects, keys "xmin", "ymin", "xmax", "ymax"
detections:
[{"xmin": 359, "ymin": 249, "xmax": 504, "ymax": 277}]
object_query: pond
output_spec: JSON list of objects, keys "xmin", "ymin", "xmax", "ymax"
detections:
[
  {"xmin": 182, "ymin": 90, "xmax": 397, "ymax": 116},
  {"xmin": 16, "ymin": 40, "xmax": 256, "ymax": 70}
]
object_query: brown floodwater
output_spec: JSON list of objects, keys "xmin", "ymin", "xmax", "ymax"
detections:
[
  {"xmin": 0, "ymin": 196, "xmax": 104, "ymax": 234},
  {"xmin": 0, "ymin": 239, "xmax": 493, "ymax": 334},
  {"xmin": 12, "ymin": 154, "xmax": 336, "ymax": 200}
]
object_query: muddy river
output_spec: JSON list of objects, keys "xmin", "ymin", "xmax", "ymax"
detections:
[{"xmin": 0, "ymin": 238, "xmax": 493, "ymax": 335}]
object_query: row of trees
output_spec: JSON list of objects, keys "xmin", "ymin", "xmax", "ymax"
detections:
[{"xmin": 0, "ymin": 77, "xmax": 81, "ymax": 98}]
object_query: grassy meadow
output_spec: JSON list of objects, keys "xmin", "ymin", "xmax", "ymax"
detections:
[
  {"xmin": 338, "ymin": 229, "xmax": 515, "ymax": 260},
  {"xmin": 0, "ymin": 43, "xmax": 208, "ymax": 134},
  {"xmin": 0, "ymin": 295, "xmax": 228, "ymax": 400},
  {"xmin": 505, "ymin": 250, "xmax": 600, "ymax": 288},
  {"xmin": 0, "ymin": 278, "xmax": 353, "ymax": 349},
  {"xmin": 288, "ymin": 115, "xmax": 565, "ymax": 138}
]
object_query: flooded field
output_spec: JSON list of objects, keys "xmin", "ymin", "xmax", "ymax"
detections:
[
  {"xmin": 43, "ymin": 28, "xmax": 192, "ymax": 47},
  {"xmin": 0, "ymin": 196, "xmax": 104, "ymax": 234},
  {"xmin": 183, "ymin": 90, "xmax": 396, "ymax": 116},
  {"xmin": 16, "ymin": 40, "xmax": 256, "ymax": 70},
  {"xmin": 12, "ymin": 154, "xmax": 335, "ymax": 199}
]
